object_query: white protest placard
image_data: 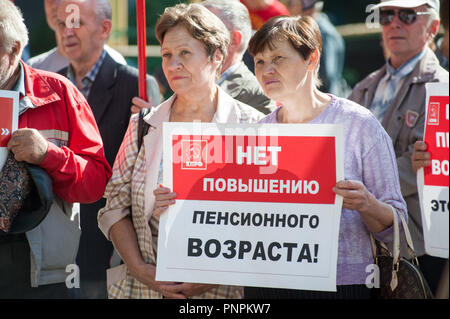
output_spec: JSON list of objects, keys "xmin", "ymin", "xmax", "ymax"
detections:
[
  {"xmin": 0, "ymin": 90, "xmax": 19, "ymax": 171},
  {"xmin": 156, "ymin": 123, "xmax": 344, "ymax": 292},
  {"xmin": 417, "ymin": 83, "xmax": 449, "ymax": 258}
]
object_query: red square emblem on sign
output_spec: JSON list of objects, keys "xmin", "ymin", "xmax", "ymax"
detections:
[
  {"xmin": 427, "ymin": 102, "xmax": 440, "ymax": 126},
  {"xmin": 181, "ymin": 140, "xmax": 207, "ymax": 170}
]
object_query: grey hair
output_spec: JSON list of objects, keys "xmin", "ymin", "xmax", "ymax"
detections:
[
  {"xmin": 426, "ymin": 6, "xmax": 440, "ymax": 24},
  {"xmin": 0, "ymin": 0, "xmax": 29, "ymax": 54},
  {"xmin": 60, "ymin": 0, "xmax": 112, "ymax": 21},
  {"xmin": 93, "ymin": 0, "xmax": 111, "ymax": 41},
  {"xmin": 94, "ymin": 0, "xmax": 112, "ymax": 21},
  {"xmin": 201, "ymin": 0, "xmax": 252, "ymax": 56},
  {"xmin": 424, "ymin": 5, "xmax": 440, "ymax": 42}
]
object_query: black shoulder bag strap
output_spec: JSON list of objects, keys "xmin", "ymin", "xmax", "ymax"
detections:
[{"xmin": 137, "ymin": 107, "xmax": 151, "ymax": 151}]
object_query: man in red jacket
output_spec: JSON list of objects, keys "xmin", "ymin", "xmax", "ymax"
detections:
[{"xmin": 0, "ymin": 0, "xmax": 111, "ymax": 298}]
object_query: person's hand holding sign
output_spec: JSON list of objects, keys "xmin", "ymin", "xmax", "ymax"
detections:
[
  {"xmin": 152, "ymin": 184, "xmax": 218, "ymax": 297},
  {"xmin": 153, "ymin": 184, "xmax": 176, "ymax": 217},
  {"xmin": 333, "ymin": 180, "xmax": 394, "ymax": 233},
  {"xmin": 333, "ymin": 180, "xmax": 374, "ymax": 212},
  {"xmin": 127, "ymin": 262, "xmax": 187, "ymax": 299},
  {"xmin": 411, "ymin": 140, "xmax": 431, "ymax": 173},
  {"xmin": 7, "ymin": 128, "xmax": 48, "ymax": 164}
]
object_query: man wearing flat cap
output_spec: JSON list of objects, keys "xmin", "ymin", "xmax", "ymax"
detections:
[{"xmin": 349, "ymin": 0, "xmax": 449, "ymax": 294}]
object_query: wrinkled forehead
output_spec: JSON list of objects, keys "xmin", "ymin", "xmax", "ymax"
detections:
[
  {"xmin": 161, "ymin": 25, "xmax": 196, "ymax": 47},
  {"xmin": 56, "ymin": 0, "xmax": 92, "ymax": 20}
]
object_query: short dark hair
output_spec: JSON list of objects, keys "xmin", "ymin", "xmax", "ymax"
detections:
[{"xmin": 248, "ymin": 15, "xmax": 322, "ymax": 86}]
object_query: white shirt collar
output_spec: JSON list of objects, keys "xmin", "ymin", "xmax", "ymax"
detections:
[{"xmin": 144, "ymin": 85, "xmax": 239, "ymax": 128}]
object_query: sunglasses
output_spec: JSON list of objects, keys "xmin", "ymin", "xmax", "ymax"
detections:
[{"xmin": 379, "ymin": 9, "xmax": 431, "ymax": 26}]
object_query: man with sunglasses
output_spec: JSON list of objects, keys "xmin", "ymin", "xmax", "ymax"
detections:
[{"xmin": 349, "ymin": 0, "xmax": 448, "ymax": 295}]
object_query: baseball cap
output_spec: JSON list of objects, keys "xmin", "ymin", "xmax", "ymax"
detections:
[{"xmin": 372, "ymin": 0, "xmax": 440, "ymax": 12}]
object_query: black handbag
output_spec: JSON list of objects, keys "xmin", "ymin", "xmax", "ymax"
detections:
[
  {"xmin": 0, "ymin": 152, "xmax": 53, "ymax": 234},
  {"xmin": 370, "ymin": 206, "xmax": 434, "ymax": 299}
]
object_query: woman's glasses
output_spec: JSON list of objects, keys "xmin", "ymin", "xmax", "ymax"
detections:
[{"xmin": 379, "ymin": 9, "xmax": 431, "ymax": 26}]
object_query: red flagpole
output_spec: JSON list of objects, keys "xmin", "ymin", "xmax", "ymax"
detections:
[{"xmin": 136, "ymin": 0, "xmax": 148, "ymax": 101}]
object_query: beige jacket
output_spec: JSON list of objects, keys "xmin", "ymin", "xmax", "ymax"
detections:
[
  {"xmin": 98, "ymin": 87, "xmax": 264, "ymax": 298},
  {"xmin": 348, "ymin": 48, "xmax": 449, "ymax": 256}
]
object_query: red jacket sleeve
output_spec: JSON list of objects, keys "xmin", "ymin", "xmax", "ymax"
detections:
[{"xmin": 39, "ymin": 91, "xmax": 112, "ymax": 204}]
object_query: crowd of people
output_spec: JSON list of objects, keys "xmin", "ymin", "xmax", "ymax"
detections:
[{"xmin": 0, "ymin": 0, "xmax": 448, "ymax": 299}]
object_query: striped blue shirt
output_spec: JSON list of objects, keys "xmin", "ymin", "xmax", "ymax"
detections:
[
  {"xmin": 67, "ymin": 50, "xmax": 106, "ymax": 99},
  {"xmin": 370, "ymin": 50, "xmax": 426, "ymax": 122}
]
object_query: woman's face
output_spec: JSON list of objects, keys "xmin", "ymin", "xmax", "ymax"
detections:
[
  {"xmin": 254, "ymin": 38, "xmax": 311, "ymax": 101},
  {"xmin": 161, "ymin": 25, "xmax": 221, "ymax": 96}
]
